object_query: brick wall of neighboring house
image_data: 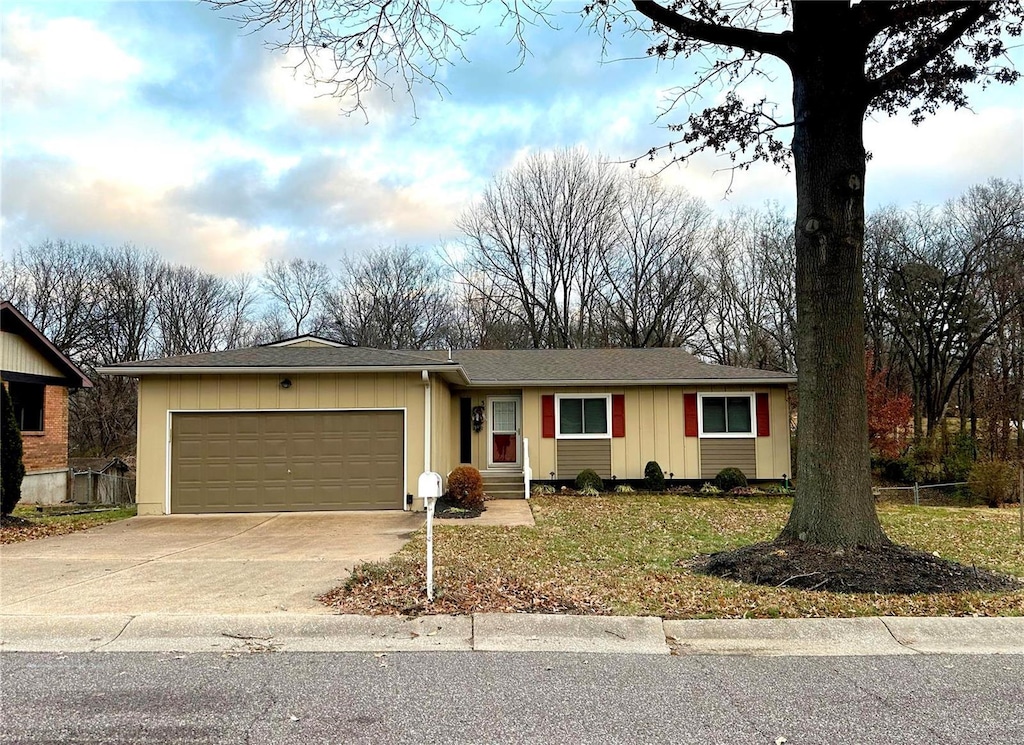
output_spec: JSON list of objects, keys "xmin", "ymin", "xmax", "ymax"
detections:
[{"xmin": 21, "ymin": 385, "xmax": 70, "ymax": 474}]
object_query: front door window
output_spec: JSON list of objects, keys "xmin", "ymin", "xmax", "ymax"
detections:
[{"xmin": 490, "ymin": 398, "xmax": 519, "ymax": 465}]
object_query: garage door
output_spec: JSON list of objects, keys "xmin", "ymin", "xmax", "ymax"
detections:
[{"xmin": 170, "ymin": 411, "xmax": 404, "ymax": 513}]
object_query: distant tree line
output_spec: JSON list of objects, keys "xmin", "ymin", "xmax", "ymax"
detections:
[{"xmin": 2, "ymin": 152, "xmax": 1020, "ymax": 465}]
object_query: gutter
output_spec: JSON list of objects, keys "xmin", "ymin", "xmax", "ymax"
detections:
[{"xmin": 98, "ymin": 364, "xmax": 471, "ymax": 385}]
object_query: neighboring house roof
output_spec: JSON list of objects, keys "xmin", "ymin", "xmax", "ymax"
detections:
[
  {"xmin": 263, "ymin": 334, "xmax": 350, "ymax": 348},
  {"xmin": 100, "ymin": 345, "xmax": 795, "ymax": 386},
  {"xmin": 0, "ymin": 301, "xmax": 93, "ymax": 388}
]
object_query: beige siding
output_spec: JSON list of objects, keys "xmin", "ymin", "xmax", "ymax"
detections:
[
  {"xmin": 700, "ymin": 439, "xmax": 757, "ymax": 480},
  {"xmin": 1, "ymin": 331, "xmax": 62, "ymax": 377},
  {"xmin": 753, "ymin": 387, "xmax": 792, "ymax": 479},
  {"xmin": 525, "ymin": 384, "xmax": 791, "ymax": 482},
  {"xmin": 136, "ymin": 372, "xmax": 428, "ymax": 516},
  {"xmin": 431, "ymin": 377, "xmax": 452, "ymax": 480},
  {"xmin": 556, "ymin": 439, "xmax": 611, "ymax": 479}
]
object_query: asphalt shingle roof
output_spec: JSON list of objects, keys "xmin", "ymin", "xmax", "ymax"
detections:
[{"xmin": 106, "ymin": 346, "xmax": 795, "ymax": 384}]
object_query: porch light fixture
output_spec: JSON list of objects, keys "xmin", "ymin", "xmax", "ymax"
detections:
[{"xmin": 280, "ymin": 378, "xmax": 292, "ymax": 389}]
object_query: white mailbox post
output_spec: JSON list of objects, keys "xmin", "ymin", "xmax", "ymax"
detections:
[{"xmin": 417, "ymin": 471, "xmax": 443, "ymax": 601}]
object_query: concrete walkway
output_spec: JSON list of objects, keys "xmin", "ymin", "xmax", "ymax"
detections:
[
  {"xmin": 2, "ymin": 613, "xmax": 1021, "ymax": 655},
  {"xmin": 452, "ymin": 499, "xmax": 535, "ymax": 527}
]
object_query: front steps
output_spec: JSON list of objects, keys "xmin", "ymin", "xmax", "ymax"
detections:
[{"xmin": 481, "ymin": 472, "xmax": 526, "ymax": 500}]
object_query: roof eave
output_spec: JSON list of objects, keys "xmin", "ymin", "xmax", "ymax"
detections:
[
  {"xmin": 461, "ymin": 377, "xmax": 797, "ymax": 386},
  {"xmin": 98, "ymin": 364, "xmax": 471, "ymax": 385}
]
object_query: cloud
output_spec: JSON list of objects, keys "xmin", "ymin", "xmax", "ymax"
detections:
[
  {"xmin": 0, "ymin": 9, "xmax": 142, "ymax": 110},
  {"xmin": 1, "ymin": 153, "xmax": 286, "ymax": 274}
]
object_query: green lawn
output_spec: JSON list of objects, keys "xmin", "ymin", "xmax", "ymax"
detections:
[
  {"xmin": 1, "ymin": 504, "xmax": 137, "ymax": 544},
  {"xmin": 323, "ymin": 495, "xmax": 1024, "ymax": 618}
]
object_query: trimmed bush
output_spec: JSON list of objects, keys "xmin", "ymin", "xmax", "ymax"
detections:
[
  {"xmin": 643, "ymin": 461, "xmax": 666, "ymax": 492},
  {"xmin": 575, "ymin": 469, "xmax": 604, "ymax": 492},
  {"xmin": 1, "ymin": 385, "xmax": 25, "ymax": 516},
  {"xmin": 447, "ymin": 465, "xmax": 485, "ymax": 509},
  {"xmin": 715, "ymin": 467, "xmax": 748, "ymax": 492},
  {"xmin": 968, "ymin": 461, "xmax": 1016, "ymax": 508}
]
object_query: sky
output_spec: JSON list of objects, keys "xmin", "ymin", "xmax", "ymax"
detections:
[{"xmin": 2, "ymin": 0, "xmax": 1022, "ymax": 276}]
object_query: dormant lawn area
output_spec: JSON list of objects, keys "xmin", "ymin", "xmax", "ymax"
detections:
[
  {"xmin": 320, "ymin": 496, "xmax": 1024, "ymax": 619},
  {"xmin": 0, "ymin": 505, "xmax": 137, "ymax": 544}
]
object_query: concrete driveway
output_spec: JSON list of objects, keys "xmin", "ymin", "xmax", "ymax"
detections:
[{"xmin": 0, "ymin": 512, "xmax": 423, "ymax": 615}]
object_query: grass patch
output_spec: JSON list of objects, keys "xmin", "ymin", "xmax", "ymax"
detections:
[
  {"xmin": 320, "ymin": 495, "xmax": 1024, "ymax": 618},
  {"xmin": 1, "ymin": 504, "xmax": 137, "ymax": 544}
]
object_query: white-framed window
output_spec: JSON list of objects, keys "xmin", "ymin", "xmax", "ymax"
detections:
[
  {"xmin": 698, "ymin": 393, "xmax": 755, "ymax": 438},
  {"xmin": 555, "ymin": 393, "xmax": 611, "ymax": 439}
]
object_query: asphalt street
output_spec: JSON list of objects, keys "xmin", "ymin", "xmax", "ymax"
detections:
[{"xmin": 2, "ymin": 651, "xmax": 1022, "ymax": 744}]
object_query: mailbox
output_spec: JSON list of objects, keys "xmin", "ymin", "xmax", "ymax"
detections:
[{"xmin": 417, "ymin": 471, "xmax": 443, "ymax": 509}]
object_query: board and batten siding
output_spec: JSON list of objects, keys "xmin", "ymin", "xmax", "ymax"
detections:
[
  {"xmin": 521, "ymin": 385, "xmax": 790, "ymax": 482},
  {"xmin": 1, "ymin": 331, "xmax": 63, "ymax": 378},
  {"xmin": 135, "ymin": 372, "xmax": 428, "ymax": 516},
  {"xmin": 556, "ymin": 439, "xmax": 612, "ymax": 479},
  {"xmin": 699, "ymin": 439, "xmax": 758, "ymax": 480}
]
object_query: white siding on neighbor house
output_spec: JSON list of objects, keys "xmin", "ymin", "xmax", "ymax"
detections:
[{"xmin": 1, "ymin": 331, "xmax": 63, "ymax": 378}]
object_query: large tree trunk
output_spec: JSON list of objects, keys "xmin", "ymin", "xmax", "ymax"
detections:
[{"xmin": 780, "ymin": 4, "xmax": 887, "ymax": 547}]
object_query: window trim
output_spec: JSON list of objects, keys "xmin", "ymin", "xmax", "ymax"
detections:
[
  {"xmin": 697, "ymin": 392, "xmax": 756, "ymax": 439},
  {"xmin": 554, "ymin": 393, "xmax": 612, "ymax": 440}
]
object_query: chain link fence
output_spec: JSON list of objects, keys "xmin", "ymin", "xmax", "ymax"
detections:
[{"xmin": 873, "ymin": 481, "xmax": 970, "ymax": 507}]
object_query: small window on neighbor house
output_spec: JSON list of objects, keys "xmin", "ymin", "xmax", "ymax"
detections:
[
  {"xmin": 9, "ymin": 382, "xmax": 45, "ymax": 432},
  {"xmin": 701, "ymin": 395, "xmax": 752, "ymax": 436},
  {"xmin": 557, "ymin": 395, "xmax": 609, "ymax": 437}
]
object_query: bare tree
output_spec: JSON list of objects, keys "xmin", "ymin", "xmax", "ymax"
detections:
[
  {"xmin": 456, "ymin": 148, "xmax": 621, "ymax": 348},
  {"xmin": 326, "ymin": 245, "xmax": 453, "ymax": 349},
  {"xmin": 0, "ymin": 241, "xmax": 103, "ymax": 364},
  {"xmin": 262, "ymin": 257, "xmax": 333, "ymax": 338},
  {"xmin": 599, "ymin": 179, "xmax": 712, "ymax": 349}
]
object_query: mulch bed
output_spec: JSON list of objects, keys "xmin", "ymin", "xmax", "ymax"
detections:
[
  {"xmin": 691, "ymin": 540, "xmax": 1024, "ymax": 594},
  {"xmin": 432, "ymin": 496, "xmax": 485, "ymax": 520}
]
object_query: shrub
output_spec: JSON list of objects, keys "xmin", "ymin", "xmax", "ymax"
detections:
[
  {"xmin": 1, "ymin": 385, "xmax": 25, "ymax": 516},
  {"xmin": 643, "ymin": 461, "xmax": 666, "ymax": 492},
  {"xmin": 879, "ymin": 456, "xmax": 918, "ymax": 484},
  {"xmin": 761, "ymin": 482, "xmax": 793, "ymax": 496},
  {"xmin": 728, "ymin": 486, "xmax": 761, "ymax": 497},
  {"xmin": 968, "ymin": 461, "xmax": 1016, "ymax": 508},
  {"xmin": 577, "ymin": 486, "xmax": 600, "ymax": 497},
  {"xmin": 715, "ymin": 467, "xmax": 748, "ymax": 492},
  {"xmin": 667, "ymin": 484, "xmax": 694, "ymax": 495},
  {"xmin": 575, "ymin": 469, "xmax": 604, "ymax": 492},
  {"xmin": 614, "ymin": 484, "xmax": 635, "ymax": 494},
  {"xmin": 698, "ymin": 482, "xmax": 722, "ymax": 495},
  {"xmin": 447, "ymin": 465, "xmax": 485, "ymax": 509},
  {"xmin": 531, "ymin": 484, "xmax": 556, "ymax": 497},
  {"xmin": 942, "ymin": 433, "xmax": 976, "ymax": 483}
]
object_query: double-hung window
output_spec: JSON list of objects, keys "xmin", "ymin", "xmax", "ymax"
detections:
[
  {"xmin": 556, "ymin": 394, "xmax": 610, "ymax": 439},
  {"xmin": 699, "ymin": 393, "xmax": 754, "ymax": 437}
]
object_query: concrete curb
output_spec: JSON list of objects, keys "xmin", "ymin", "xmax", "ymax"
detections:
[
  {"xmin": 2, "ymin": 613, "xmax": 1022, "ymax": 655},
  {"xmin": 473, "ymin": 613, "xmax": 669, "ymax": 654}
]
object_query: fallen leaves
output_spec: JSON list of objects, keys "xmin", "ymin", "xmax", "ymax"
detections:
[
  {"xmin": 0, "ymin": 507, "xmax": 137, "ymax": 544},
  {"xmin": 317, "ymin": 496, "xmax": 1024, "ymax": 620}
]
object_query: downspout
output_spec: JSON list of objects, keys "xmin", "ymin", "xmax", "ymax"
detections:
[{"xmin": 422, "ymin": 369, "xmax": 431, "ymax": 496}]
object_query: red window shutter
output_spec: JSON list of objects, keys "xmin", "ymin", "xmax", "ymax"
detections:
[
  {"xmin": 684, "ymin": 393, "xmax": 698, "ymax": 437},
  {"xmin": 756, "ymin": 393, "xmax": 770, "ymax": 437},
  {"xmin": 542, "ymin": 395, "xmax": 555, "ymax": 438},
  {"xmin": 611, "ymin": 394, "xmax": 625, "ymax": 437}
]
